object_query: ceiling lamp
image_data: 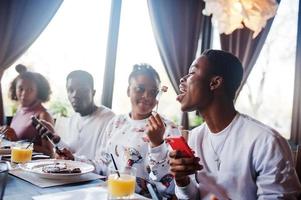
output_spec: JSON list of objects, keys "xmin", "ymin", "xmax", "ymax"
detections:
[{"xmin": 202, "ymin": 0, "xmax": 279, "ymax": 38}]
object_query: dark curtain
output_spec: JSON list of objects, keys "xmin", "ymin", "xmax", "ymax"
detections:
[
  {"xmin": 290, "ymin": 0, "xmax": 301, "ymax": 145},
  {"xmin": 220, "ymin": 17, "xmax": 276, "ymax": 99},
  {"xmin": 200, "ymin": 16, "xmax": 212, "ymax": 53},
  {"xmin": 147, "ymin": 0, "xmax": 205, "ymax": 129},
  {"xmin": 0, "ymin": 0, "xmax": 63, "ymax": 125}
]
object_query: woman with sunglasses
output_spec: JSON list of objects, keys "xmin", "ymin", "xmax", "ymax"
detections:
[{"xmin": 97, "ymin": 64, "xmax": 180, "ymax": 198}]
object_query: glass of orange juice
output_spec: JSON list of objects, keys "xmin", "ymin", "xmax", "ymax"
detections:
[
  {"xmin": 11, "ymin": 141, "xmax": 33, "ymax": 163},
  {"xmin": 107, "ymin": 166, "xmax": 136, "ymax": 199}
]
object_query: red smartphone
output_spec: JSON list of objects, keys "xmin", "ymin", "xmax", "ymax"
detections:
[{"xmin": 166, "ymin": 136, "xmax": 194, "ymax": 157}]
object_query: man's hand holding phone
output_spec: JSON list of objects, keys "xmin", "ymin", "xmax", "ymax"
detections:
[
  {"xmin": 31, "ymin": 116, "xmax": 61, "ymax": 144},
  {"xmin": 31, "ymin": 116, "xmax": 65, "ymax": 156},
  {"xmin": 166, "ymin": 136, "xmax": 202, "ymax": 187}
]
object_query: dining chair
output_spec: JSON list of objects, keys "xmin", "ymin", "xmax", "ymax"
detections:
[{"xmin": 0, "ymin": 161, "xmax": 9, "ymax": 200}]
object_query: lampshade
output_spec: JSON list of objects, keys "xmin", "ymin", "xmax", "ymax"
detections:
[{"xmin": 202, "ymin": 0, "xmax": 279, "ymax": 38}]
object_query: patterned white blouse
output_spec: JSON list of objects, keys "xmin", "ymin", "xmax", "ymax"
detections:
[{"xmin": 96, "ymin": 113, "xmax": 180, "ymax": 198}]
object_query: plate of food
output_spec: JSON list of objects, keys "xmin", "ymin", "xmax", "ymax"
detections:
[
  {"xmin": 0, "ymin": 146, "xmax": 11, "ymax": 155},
  {"xmin": 19, "ymin": 159, "xmax": 95, "ymax": 179},
  {"xmin": 0, "ymin": 139, "xmax": 14, "ymax": 155}
]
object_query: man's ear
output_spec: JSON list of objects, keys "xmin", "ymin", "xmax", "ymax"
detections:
[
  {"xmin": 92, "ymin": 89, "xmax": 96, "ymax": 97},
  {"xmin": 210, "ymin": 76, "xmax": 223, "ymax": 90}
]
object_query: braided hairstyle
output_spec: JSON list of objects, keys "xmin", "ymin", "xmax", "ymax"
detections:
[{"xmin": 128, "ymin": 63, "xmax": 161, "ymax": 86}]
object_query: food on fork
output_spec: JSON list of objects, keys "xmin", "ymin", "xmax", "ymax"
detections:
[
  {"xmin": 156, "ymin": 86, "xmax": 168, "ymax": 101},
  {"xmin": 42, "ymin": 162, "xmax": 81, "ymax": 174},
  {"xmin": 155, "ymin": 86, "xmax": 168, "ymax": 112}
]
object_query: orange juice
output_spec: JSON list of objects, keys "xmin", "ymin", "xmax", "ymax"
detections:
[
  {"xmin": 11, "ymin": 147, "xmax": 32, "ymax": 163},
  {"xmin": 108, "ymin": 174, "xmax": 136, "ymax": 198}
]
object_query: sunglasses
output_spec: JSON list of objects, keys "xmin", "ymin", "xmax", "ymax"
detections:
[{"xmin": 132, "ymin": 85, "xmax": 159, "ymax": 97}]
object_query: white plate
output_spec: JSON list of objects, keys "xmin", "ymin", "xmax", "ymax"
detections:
[
  {"xmin": 19, "ymin": 159, "xmax": 95, "ymax": 179},
  {"xmin": 0, "ymin": 148, "xmax": 11, "ymax": 155}
]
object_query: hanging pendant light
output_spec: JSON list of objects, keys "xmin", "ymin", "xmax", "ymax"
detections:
[{"xmin": 202, "ymin": 0, "xmax": 279, "ymax": 38}]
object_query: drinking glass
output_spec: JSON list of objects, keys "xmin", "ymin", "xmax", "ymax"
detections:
[
  {"xmin": 107, "ymin": 166, "xmax": 136, "ymax": 199},
  {"xmin": 11, "ymin": 141, "xmax": 33, "ymax": 163}
]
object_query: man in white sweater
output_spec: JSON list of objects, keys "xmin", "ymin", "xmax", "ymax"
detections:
[
  {"xmin": 169, "ymin": 49, "xmax": 301, "ymax": 199},
  {"xmin": 38, "ymin": 70, "xmax": 115, "ymax": 165}
]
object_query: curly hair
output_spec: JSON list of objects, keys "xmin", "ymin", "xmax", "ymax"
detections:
[
  {"xmin": 9, "ymin": 64, "xmax": 51, "ymax": 102},
  {"xmin": 128, "ymin": 63, "xmax": 161, "ymax": 86}
]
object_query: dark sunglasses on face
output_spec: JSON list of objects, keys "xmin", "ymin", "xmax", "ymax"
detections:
[{"xmin": 132, "ymin": 85, "xmax": 159, "ymax": 97}]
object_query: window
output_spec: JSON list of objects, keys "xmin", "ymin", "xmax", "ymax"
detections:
[
  {"xmin": 112, "ymin": 0, "xmax": 181, "ymax": 123},
  {"xmin": 2, "ymin": 0, "xmax": 297, "ymax": 134},
  {"xmin": 2, "ymin": 0, "xmax": 111, "ymax": 116},
  {"xmin": 236, "ymin": 0, "xmax": 298, "ymax": 138}
]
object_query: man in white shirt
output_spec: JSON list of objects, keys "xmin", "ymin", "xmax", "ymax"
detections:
[
  {"xmin": 169, "ymin": 49, "xmax": 301, "ymax": 199},
  {"xmin": 40, "ymin": 70, "xmax": 115, "ymax": 165}
]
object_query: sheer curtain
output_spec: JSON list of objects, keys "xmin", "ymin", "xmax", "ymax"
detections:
[
  {"xmin": 148, "ymin": 0, "xmax": 205, "ymax": 129},
  {"xmin": 0, "ymin": 0, "xmax": 63, "ymax": 125}
]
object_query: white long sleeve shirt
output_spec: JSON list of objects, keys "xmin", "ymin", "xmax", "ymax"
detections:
[
  {"xmin": 55, "ymin": 106, "xmax": 115, "ymax": 163},
  {"xmin": 176, "ymin": 113, "xmax": 301, "ymax": 200}
]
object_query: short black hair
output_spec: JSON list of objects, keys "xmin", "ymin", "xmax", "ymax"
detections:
[
  {"xmin": 66, "ymin": 70, "xmax": 94, "ymax": 89},
  {"xmin": 9, "ymin": 65, "xmax": 51, "ymax": 102},
  {"xmin": 202, "ymin": 49, "xmax": 243, "ymax": 100},
  {"xmin": 128, "ymin": 63, "xmax": 161, "ymax": 85}
]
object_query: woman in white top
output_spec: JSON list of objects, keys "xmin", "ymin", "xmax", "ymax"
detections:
[{"xmin": 97, "ymin": 64, "xmax": 180, "ymax": 198}]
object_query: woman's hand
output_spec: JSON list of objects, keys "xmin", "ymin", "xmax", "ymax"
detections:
[
  {"xmin": 169, "ymin": 150, "xmax": 202, "ymax": 187},
  {"xmin": 147, "ymin": 112, "xmax": 165, "ymax": 148},
  {"xmin": 0, "ymin": 126, "xmax": 18, "ymax": 141}
]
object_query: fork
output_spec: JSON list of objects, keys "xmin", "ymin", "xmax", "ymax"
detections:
[
  {"xmin": 155, "ymin": 86, "xmax": 168, "ymax": 112},
  {"xmin": 0, "ymin": 129, "xmax": 9, "ymax": 139}
]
